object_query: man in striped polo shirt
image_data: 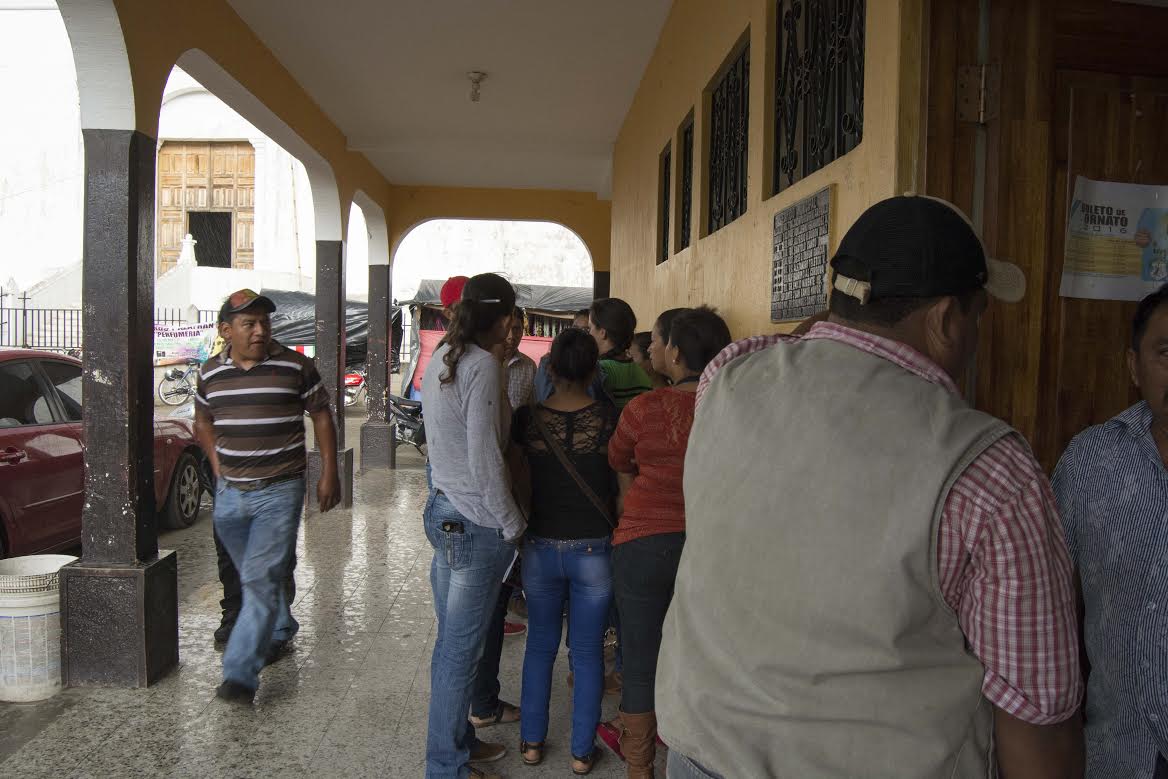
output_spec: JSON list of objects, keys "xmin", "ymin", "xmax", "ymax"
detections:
[{"xmin": 195, "ymin": 289, "xmax": 340, "ymax": 704}]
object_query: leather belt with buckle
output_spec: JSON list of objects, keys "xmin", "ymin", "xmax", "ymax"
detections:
[{"xmin": 227, "ymin": 472, "xmax": 305, "ymax": 492}]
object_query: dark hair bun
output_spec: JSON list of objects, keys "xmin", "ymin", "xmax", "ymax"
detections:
[{"xmin": 548, "ymin": 328, "xmax": 599, "ymax": 384}]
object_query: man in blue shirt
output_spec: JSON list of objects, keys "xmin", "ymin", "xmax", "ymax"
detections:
[
  {"xmin": 532, "ymin": 308, "xmax": 608, "ymax": 403},
  {"xmin": 1054, "ymin": 282, "xmax": 1168, "ymax": 779}
]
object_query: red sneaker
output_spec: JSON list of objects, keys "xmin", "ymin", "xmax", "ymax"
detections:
[
  {"xmin": 596, "ymin": 718, "xmax": 624, "ymax": 761},
  {"xmin": 503, "ymin": 620, "xmax": 527, "ymax": 637}
]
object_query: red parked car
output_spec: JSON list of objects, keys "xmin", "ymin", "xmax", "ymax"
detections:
[{"xmin": 0, "ymin": 349, "xmax": 207, "ymax": 559}]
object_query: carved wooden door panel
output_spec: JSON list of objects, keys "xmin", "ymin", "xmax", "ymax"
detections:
[{"xmin": 156, "ymin": 141, "xmax": 255, "ymax": 273}]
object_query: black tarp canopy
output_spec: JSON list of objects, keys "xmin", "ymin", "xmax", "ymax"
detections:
[
  {"xmin": 398, "ymin": 280, "xmax": 592, "ymax": 316},
  {"xmin": 264, "ymin": 289, "xmax": 400, "ymax": 367}
]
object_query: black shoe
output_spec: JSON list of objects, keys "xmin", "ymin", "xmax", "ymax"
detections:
[
  {"xmin": 264, "ymin": 638, "xmax": 292, "ymax": 667},
  {"xmin": 214, "ymin": 615, "xmax": 238, "ymax": 645},
  {"xmin": 215, "ymin": 681, "xmax": 255, "ymax": 704}
]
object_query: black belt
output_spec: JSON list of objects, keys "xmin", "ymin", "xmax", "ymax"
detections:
[{"xmin": 225, "ymin": 471, "xmax": 304, "ymax": 492}]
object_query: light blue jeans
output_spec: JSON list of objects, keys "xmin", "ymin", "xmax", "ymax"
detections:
[
  {"xmin": 668, "ymin": 751, "xmax": 723, "ymax": 779},
  {"xmin": 423, "ymin": 490, "xmax": 516, "ymax": 779},
  {"xmin": 213, "ymin": 477, "xmax": 304, "ymax": 691},
  {"xmin": 520, "ymin": 535, "xmax": 612, "ymax": 758}
]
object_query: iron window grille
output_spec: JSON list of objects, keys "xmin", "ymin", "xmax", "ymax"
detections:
[
  {"xmin": 679, "ymin": 116, "xmax": 695, "ymax": 251},
  {"xmin": 773, "ymin": 0, "xmax": 865, "ymax": 196},
  {"xmin": 708, "ymin": 43, "xmax": 750, "ymax": 235},
  {"xmin": 659, "ymin": 142, "xmax": 672, "ymax": 264}
]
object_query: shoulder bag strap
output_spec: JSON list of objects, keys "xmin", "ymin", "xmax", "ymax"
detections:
[{"xmin": 532, "ymin": 409, "xmax": 616, "ymax": 529}]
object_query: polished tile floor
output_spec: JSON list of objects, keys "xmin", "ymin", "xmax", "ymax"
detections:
[{"xmin": 0, "ymin": 437, "xmax": 646, "ymax": 778}]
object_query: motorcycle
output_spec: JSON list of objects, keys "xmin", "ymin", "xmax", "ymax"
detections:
[
  {"xmin": 343, "ymin": 366, "xmax": 367, "ymax": 407},
  {"xmin": 389, "ymin": 394, "xmax": 426, "ymax": 457}
]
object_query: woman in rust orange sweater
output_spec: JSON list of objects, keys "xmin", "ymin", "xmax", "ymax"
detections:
[{"xmin": 607, "ymin": 306, "xmax": 731, "ymax": 778}]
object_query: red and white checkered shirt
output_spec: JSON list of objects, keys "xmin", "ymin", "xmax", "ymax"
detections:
[{"xmin": 698, "ymin": 322, "xmax": 1083, "ymax": 725}]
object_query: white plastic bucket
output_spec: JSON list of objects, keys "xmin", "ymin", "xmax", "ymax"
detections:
[{"xmin": 0, "ymin": 554, "xmax": 77, "ymax": 702}]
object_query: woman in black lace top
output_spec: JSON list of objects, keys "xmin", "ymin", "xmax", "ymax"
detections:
[{"xmin": 513, "ymin": 329, "xmax": 618, "ymax": 774}]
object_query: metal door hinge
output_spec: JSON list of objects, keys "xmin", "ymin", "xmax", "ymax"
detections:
[{"xmin": 957, "ymin": 64, "xmax": 1000, "ymax": 124}]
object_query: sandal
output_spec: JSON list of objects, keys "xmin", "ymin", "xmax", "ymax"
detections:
[
  {"xmin": 470, "ymin": 701, "xmax": 520, "ymax": 728},
  {"xmin": 520, "ymin": 740, "xmax": 544, "ymax": 766},
  {"xmin": 572, "ymin": 749, "xmax": 599, "ymax": 775}
]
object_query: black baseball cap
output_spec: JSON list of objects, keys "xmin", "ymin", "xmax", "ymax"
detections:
[
  {"xmin": 218, "ymin": 288, "xmax": 276, "ymax": 322},
  {"xmin": 830, "ymin": 195, "xmax": 1025, "ymax": 305}
]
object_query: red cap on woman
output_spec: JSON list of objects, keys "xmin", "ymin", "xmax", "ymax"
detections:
[{"xmin": 440, "ymin": 276, "xmax": 470, "ymax": 309}]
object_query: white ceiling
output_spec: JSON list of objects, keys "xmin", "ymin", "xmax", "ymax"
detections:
[{"xmin": 226, "ymin": 0, "xmax": 673, "ymax": 197}]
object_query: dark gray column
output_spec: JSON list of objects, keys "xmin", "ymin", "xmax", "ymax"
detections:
[
  {"xmin": 59, "ymin": 129, "xmax": 179, "ymax": 688},
  {"xmin": 360, "ymin": 263, "xmax": 395, "ymax": 470},
  {"xmin": 307, "ymin": 239, "xmax": 354, "ymax": 506},
  {"xmin": 593, "ymin": 271, "xmax": 610, "ymax": 300}
]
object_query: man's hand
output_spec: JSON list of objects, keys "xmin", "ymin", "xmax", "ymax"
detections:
[
  {"xmin": 194, "ymin": 404, "xmax": 222, "ymax": 479},
  {"xmin": 317, "ymin": 468, "xmax": 340, "ymax": 513}
]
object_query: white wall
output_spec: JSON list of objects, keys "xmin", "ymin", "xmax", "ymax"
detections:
[{"xmin": 0, "ymin": 7, "xmax": 82, "ymax": 293}]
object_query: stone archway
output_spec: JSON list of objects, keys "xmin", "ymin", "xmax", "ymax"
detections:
[
  {"xmin": 56, "ymin": 0, "xmax": 180, "ymax": 688},
  {"xmin": 173, "ymin": 49, "xmax": 354, "ymax": 506}
]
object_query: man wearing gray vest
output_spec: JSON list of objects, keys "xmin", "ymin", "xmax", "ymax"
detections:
[{"xmin": 658, "ymin": 196, "xmax": 1084, "ymax": 778}]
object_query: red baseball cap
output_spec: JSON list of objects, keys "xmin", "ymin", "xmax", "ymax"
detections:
[
  {"xmin": 218, "ymin": 288, "xmax": 276, "ymax": 322},
  {"xmin": 440, "ymin": 276, "xmax": 470, "ymax": 308}
]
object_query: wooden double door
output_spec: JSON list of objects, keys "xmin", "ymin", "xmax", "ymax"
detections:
[
  {"xmin": 927, "ymin": 0, "xmax": 1168, "ymax": 470},
  {"xmin": 157, "ymin": 141, "xmax": 256, "ymax": 275}
]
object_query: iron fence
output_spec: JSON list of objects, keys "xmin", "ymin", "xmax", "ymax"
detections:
[{"xmin": 0, "ymin": 306, "xmax": 222, "ymax": 352}]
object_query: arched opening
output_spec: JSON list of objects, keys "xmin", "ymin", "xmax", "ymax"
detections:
[
  {"xmin": 153, "ymin": 64, "xmax": 319, "ymax": 330},
  {"xmin": 391, "ymin": 219, "xmax": 593, "ymax": 401}
]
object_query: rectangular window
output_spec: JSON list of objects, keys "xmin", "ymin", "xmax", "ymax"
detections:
[
  {"xmin": 658, "ymin": 143, "xmax": 671, "ymax": 264},
  {"xmin": 187, "ymin": 211, "xmax": 233, "ymax": 269},
  {"xmin": 773, "ymin": 0, "xmax": 865, "ymax": 196},
  {"xmin": 678, "ymin": 116, "xmax": 695, "ymax": 251},
  {"xmin": 708, "ymin": 43, "xmax": 750, "ymax": 235}
]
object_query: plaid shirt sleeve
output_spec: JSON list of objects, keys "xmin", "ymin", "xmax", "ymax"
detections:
[
  {"xmin": 938, "ymin": 433, "xmax": 1083, "ymax": 724},
  {"xmin": 301, "ymin": 361, "xmax": 331, "ymax": 413}
]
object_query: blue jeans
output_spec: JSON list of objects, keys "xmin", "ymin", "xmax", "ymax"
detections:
[
  {"xmin": 424, "ymin": 491, "xmax": 516, "ymax": 779},
  {"xmin": 667, "ymin": 751, "xmax": 723, "ymax": 779},
  {"xmin": 520, "ymin": 535, "xmax": 612, "ymax": 758},
  {"xmin": 213, "ymin": 477, "xmax": 305, "ymax": 690},
  {"xmin": 470, "ymin": 581, "xmax": 513, "ymax": 719}
]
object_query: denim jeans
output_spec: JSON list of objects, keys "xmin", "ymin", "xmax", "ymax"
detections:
[
  {"xmin": 470, "ymin": 581, "xmax": 513, "ymax": 719},
  {"xmin": 213, "ymin": 477, "xmax": 305, "ymax": 690},
  {"xmin": 613, "ymin": 532, "xmax": 685, "ymax": 714},
  {"xmin": 521, "ymin": 535, "xmax": 613, "ymax": 758},
  {"xmin": 424, "ymin": 490, "xmax": 516, "ymax": 779},
  {"xmin": 667, "ymin": 751, "xmax": 724, "ymax": 779},
  {"xmin": 213, "ymin": 524, "xmax": 296, "ymax": 621}
]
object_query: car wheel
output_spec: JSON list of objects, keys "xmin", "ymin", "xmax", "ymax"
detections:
[{"xmin": 162, "ymin": 452, "xmax": 203, "ymax": 529}]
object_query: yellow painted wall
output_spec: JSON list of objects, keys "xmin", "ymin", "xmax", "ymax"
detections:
[
  {"xmin": 113, "ymin": 0, "xmax": 392, "ymax": 233},
  {"xmin": 108, "ymin": 0, "xmax": 613, "ymax": 264},
  {"xmin": 610, "ymin": 0, "xmax": 925, "ymax": 336}
]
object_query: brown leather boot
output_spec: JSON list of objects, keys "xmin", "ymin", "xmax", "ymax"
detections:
[{"xmin": 618, "ymin": 710, "xmax": 657, "ymax": 779}]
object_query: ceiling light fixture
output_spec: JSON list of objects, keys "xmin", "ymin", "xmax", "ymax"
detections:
[{"xmin": 467, "ymin": 71, "xmax": 487, "ymax": 103}]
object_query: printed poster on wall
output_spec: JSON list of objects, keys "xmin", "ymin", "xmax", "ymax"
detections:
[
  {"xmin": 153, "ymin": 324, "xmax": 218, "ymax": 366},
  {"xmin": 1060, "ymin": 176, "xmax": 1168, "ymax": 301}
]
